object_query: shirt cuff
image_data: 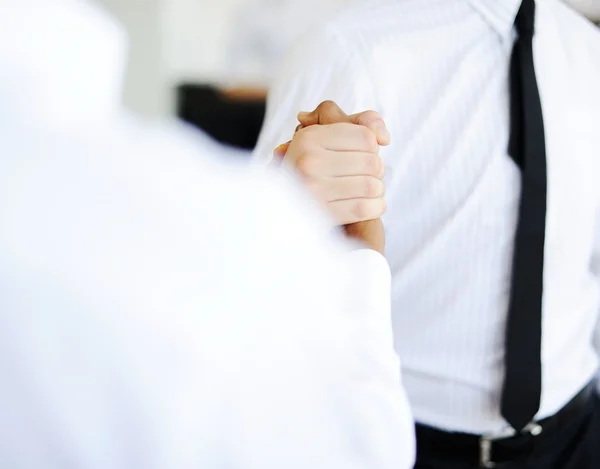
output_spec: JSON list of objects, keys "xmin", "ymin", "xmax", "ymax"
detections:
[{"xmin": 345, "ymin": 249, "xmax": 392, "ymax": 321}]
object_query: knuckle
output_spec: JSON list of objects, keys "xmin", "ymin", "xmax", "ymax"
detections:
[
  {"xmin": 362, "ymin": 177, "xmax": 384, "ymax": 198},
  {"xmin": 359, "ymin": 110, "xmax": 382, "ymax": 123},
  {"xmin": 317, "ymin": 100, "xmax": 338, "ymax": 114},
  {"xmin": 297, "ymin": 125, "xmax": 319, "ymax": 141},
  {"xmin": 362, "ymin": 153, "xmax": 382, "ymax": 177},
  {"xmin": 352, "ymin": 199, "xmax": 373, "ymax": 221},
  {"xmin": 295, "ymin": 154, "xmax": 316, "ymax": 176},
  {"xmin": 352, "ymin": 197, "xmax": 386, "ymax": 221},
  {"xmin": 328, "ymin": 200, "xmax": 355, "ymax": 225},
  {"xmin": 359, "ymin": 126, "xmax": 378, "ymax": 151},
  {"xmin": 293, "ymin": 127, "xmax": 318, "ymax": 152}
]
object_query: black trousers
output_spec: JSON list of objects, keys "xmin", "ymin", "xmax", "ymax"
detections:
[
  {"xmin": 594, "ymin": 390, "xmax": 600, "ymax": 460},
  {"xmin": 414, "ymin": 395, "xmax": 599, "ymax": 469}
]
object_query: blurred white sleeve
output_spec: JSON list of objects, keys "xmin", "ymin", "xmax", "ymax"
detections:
[
  {"xmin": 592, "ymin": 209, "xmax": 600, "ymax": 394},
  {"xmin": 252, "ymin": 24, "xmax": 380, "ymax": 163},
  {"xmin": 336, "ymin": 249, "xmax": 416, "ymax": 469},
  {"xmin": 0, "ymin": 123, "xmax": 414, "ymax": 469}
]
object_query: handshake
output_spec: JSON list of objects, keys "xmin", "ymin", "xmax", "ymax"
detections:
[{"xmin": 275, "ymin": 101, "xmax": 390, "ymax": 254}]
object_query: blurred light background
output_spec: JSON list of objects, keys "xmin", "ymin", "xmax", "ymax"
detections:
[
  {"xmin": 97, "ymin": 0, "xmax": 598, "ymax": 151},
  {"xmin": 95, "ymin": 0, "xmax": 346, "ymax": 152}
]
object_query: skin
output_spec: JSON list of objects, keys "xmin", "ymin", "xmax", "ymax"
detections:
[
  {"xmin": 274, "ymin": 2, "xmax": 600, "ymax": 254},
  {"xmin": 277, "ymin": 101, "xmax": 390, "ymax": 254}
]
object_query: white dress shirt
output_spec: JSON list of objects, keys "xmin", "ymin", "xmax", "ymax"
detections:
[
  {"xmin": 0, "ymin": 1, "xmax": 415, "ymax": 468},
  {"xmin": 255, "ymin": 0, "xmax": 600, "ymax": 434}
]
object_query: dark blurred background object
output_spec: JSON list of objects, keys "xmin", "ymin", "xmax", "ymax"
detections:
[{"xmin": 176, "ymin": 84, "xmax": 266, "ymax": 151}]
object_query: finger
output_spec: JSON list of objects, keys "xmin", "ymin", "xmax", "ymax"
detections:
[
  {"xmin": 348, "ymin": 110, "xmax": 391, "ymax": 146},
  {"xmin": 295, "ymin": 123, "xmax": 379, "ymax": 153},
  {"xmin": 297, "ymin": 101, "xmax": 391, "ymax": 146},
  {"xmin": 297, "ymin": 100, "xmax": 350, "ymax": 127},
  {"xmin": 305, "ymin": 175, "xmax": 385, "ymax": 202},
  {"xmin": 296, "ymin": 150, "xmax": 383, "ymax": 179},
  {"xmin": 274, "ymin": 120, "xmax": 311, "ymax": 158},
  {"xmin": 274, "ymin": 141, "xmax": 291, "ymax": 159},
  {"xmin": 327, "ymin": 197, "xmax": 386, "ymax": 225}
]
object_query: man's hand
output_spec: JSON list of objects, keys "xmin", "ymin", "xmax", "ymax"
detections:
[
  {"xmin": 274, "ymin": 101, "xmax": 390, "ymax": 156},
  {"xmin": 277, "ymin": 101, "xmax": 389, "ymax": 254}
]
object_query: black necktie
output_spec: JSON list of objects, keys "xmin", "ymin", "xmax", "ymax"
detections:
[{"xmin": 500, "ymin": 0, "xmax": 547, "ymax": 432}]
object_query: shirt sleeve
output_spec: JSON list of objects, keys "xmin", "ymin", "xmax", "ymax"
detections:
[
  {"xmin": 252, "ymin": 24, "xmax": 381, "ymax": 163},
  {"xmin": 0, "ymin": 123, "xmax": 415, "ymax": 469},
  {"xmin": 201, "ymin": 174, "xmax": 417, "ymax": 469},
  {"xmin": 336, "ymin": 249, "xmax": 416, "ymax": 469}
]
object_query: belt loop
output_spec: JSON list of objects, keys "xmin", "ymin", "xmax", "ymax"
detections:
[
  {"xmin": 479, "ymin": 423, "xmax": 542, "ymax": 468},
  {"xmin": 479, "ymin": 436, "xmax": 495, "ymax": 468}
]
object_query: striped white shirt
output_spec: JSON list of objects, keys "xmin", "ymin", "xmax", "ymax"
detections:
[{"xmin": 254, "ymin": 0, "xmax": 600, "ymax": 434}]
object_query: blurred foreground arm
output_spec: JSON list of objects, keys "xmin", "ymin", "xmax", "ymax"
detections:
[
  {"xmin": 0, "ymin": 141, "xmax": 414, "ymax": 468},
  {"xmin": 0, "ymin": 126, "xmax": 414, "ymax": 469},
  {"xmin": 0, "ymin": 2, "xmax": 413, "ymax": 466}
]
